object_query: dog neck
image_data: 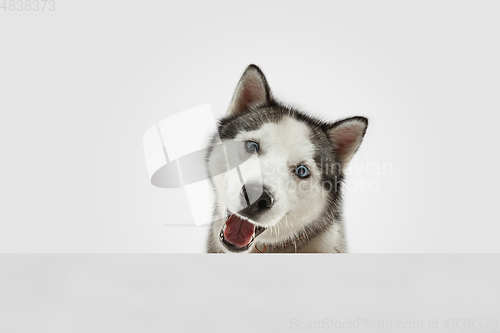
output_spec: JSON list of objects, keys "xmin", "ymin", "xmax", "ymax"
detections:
[{"xmin": 254, "ymin": 229, "xmax": 308, "ymax": 253}]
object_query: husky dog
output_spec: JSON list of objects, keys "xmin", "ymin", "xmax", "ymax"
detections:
[{"xmin": 206, "ymin": 65, "xmax": 368, "ymax": 253}]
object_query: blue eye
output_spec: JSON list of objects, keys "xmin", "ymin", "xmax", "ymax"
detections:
[
  {"xmin": 245, "ymin": 141, "xmax": 259, "ymax": 154},
  {"xmin": 295, "ymin": 165, "xmax": 310, "ymax": 178}
]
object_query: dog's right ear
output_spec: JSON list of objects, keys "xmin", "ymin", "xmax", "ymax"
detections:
[{"xmin": 227, "ymin": 64, "xmax": 272, "ymax": 116}]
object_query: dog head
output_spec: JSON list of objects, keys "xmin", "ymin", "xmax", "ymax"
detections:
[{"xmin": 208, "ymin": 65, "xmax": 368, "ymax": 252}]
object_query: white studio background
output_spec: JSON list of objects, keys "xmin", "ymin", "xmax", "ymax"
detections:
[{"xmin": 0, "ymin": 0, "xmax": 499, "ymax": 253}]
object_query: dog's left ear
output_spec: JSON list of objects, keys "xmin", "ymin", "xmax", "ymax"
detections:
[
  {"xmin": 325, "ymin": 117, "xmax": 368, "ymax": 169},
  {"xmin": 227, "ymin": 64, "xmax": 272, "ymax": 116}
]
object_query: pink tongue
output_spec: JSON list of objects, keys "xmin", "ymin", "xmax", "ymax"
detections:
[{"xmin": 224, "ymin": 214, "xmax": 255, "ymax": 248}]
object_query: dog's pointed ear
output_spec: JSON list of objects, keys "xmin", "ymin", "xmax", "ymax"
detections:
[
  {"xmin": 325, "ymin": 117, "xmax": 368, "ymax": 169},
  {"xmin": 227, "ymin": 64, "xmax": 272, "ymax": 116}
]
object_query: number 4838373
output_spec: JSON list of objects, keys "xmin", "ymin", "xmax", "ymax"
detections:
[{"xmin": 1, "ymin": 0, "xmax": 55, "ymax": 11}]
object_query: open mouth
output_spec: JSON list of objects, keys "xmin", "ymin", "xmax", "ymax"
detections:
[{"xmin": 219, "ymin": 211, "xmax": 266, "ymax": 252}]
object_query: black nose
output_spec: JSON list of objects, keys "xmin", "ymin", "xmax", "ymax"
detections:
[{"xmin": 240, "ymin": 184, "xmax": 274, "ymax": 216}]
